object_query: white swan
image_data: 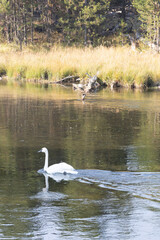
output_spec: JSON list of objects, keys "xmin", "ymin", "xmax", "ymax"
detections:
[{"xmin": 38, "ymin": 147, "xmax": 78, "ymax": 175}]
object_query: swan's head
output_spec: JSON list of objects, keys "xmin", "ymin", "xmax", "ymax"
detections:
[{"xmin": 38, "ymin": 147, "xmax": 48, "ymax": 153}]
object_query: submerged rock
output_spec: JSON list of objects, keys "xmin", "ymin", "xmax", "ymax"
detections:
[
  {"xmin": 73, "ymin": 83, "xmax": 85, "ymax": 91},
  {"xmin": 110, "ymin": 81, "xmax": 122, "ymax": 90}
]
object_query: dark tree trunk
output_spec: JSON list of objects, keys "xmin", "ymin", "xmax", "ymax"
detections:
[
  {"xmin": 23, "ymin": 12, "xmax": 27, "ymax": 45},
  {"xmin": 122, "ymin": 0, "xmax": 126, "ymax": 20},
  {"xmin": 31, "ymin": 1, "xmax": 34, "ymax": 43},
  {"xmin": 84, "ymin": 0, "xmax": 88, "ymax": 45}
]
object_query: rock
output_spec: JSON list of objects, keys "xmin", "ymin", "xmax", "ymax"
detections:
[
  {"xmin": 110, "ymin": 81, "xmax": 122, "ymax": 89},
  {"xmin": 73, "ymin": 83, "xmax": 85, "ymax": 91}
]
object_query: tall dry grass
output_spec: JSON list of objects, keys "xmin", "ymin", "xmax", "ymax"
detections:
[{"xmin": 0, "ymin": 44, "xmax": 160, "ymax": 86}]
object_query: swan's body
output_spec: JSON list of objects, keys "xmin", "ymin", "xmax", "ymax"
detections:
[
  {"xmin": 38, "ymin": 147, "xmax": 78, "ymax": 175},
  {"xmin": 46, "ymin": 162, "xmax": 77, "ymax": 174}
]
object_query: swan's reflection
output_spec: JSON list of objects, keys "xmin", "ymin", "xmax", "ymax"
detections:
[
  {"xmin": 31, "ymin": 172, "xmax": 68, "ymax": 202},
  {"xmin": 38, "ymin": 169, "xmax": 77, "ymax": 192},
  {"xmin": 46, "ymin": 172, "xmax": 78, "ymax": 183},
  {"xmin": 30, "ymin": 173, "xmax": 69, "ymax": 239},
  {"xmin": 43, "ymin": 174, "xmax": 49, "ymax": 192}
]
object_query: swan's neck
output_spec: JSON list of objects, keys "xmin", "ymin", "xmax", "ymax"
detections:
[{"xmin": 44, "ymin": 150, "xmax": 49, "ymax": 171}]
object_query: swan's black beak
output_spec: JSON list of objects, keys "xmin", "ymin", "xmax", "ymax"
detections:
[{"xmin": 38, "ymin": 149, "xmax": 42, "ymax": 153}]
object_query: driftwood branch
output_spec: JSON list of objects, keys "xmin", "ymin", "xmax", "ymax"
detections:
[
  {"xmin": 55, "ymin": 75, "xmax": 80, "ymax": 85},
  {"xmin": 72, "ymin": 73, "xmax": 107, "ymax": 93}
]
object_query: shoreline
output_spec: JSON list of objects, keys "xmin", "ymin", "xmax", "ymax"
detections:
[{"xmin": 1, "ymin": 76, "xmax": 160, "ymax": 92}]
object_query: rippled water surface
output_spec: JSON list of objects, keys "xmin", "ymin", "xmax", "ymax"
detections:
[{"xmin": 1, "ymin": 82, "xmax": 160, "ymax": 239}]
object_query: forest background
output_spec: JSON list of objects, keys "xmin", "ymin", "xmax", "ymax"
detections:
[{"xmin": 0, "ymin": 0, "xmax": 160, "ymax": 51}]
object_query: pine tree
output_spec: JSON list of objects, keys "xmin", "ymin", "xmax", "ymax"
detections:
[
  {"xmin": 78, "ymin": 0, "xmax": 111, "ymax": 45},
  {"xmin": 133, "ymin": 0, "xmax": 160, "ymax": 52},
  {"xmin": 0, "ymin": 0, "xmax": 12, "ymax": 42}
]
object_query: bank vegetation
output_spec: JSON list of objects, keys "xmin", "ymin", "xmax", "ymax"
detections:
[{"xmin": 0, "ymin": 45, "xmax": 160, "ymax": 88}]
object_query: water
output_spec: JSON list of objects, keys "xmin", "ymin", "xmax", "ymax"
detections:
[{"xmin": 1, "ymin": 82, "xmax": 160, "ymax": 239}]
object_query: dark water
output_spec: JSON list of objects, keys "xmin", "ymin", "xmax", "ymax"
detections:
[{"xmin": 1, "ymin": 82, "xmax": 160, "ymax": 239}]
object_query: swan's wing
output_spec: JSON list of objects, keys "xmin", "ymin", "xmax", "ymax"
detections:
[
  {"xmin": 47, "ymin": 162, "xmax": 78, "ymax": 174},
  {"xmin": 59, "ymin": 162, "xmax": 76, "ymax": 171}
]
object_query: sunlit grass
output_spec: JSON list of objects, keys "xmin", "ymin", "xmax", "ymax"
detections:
[{"xmin": 1, "ymin": 44, "xmax": 160, "ymax": 86}]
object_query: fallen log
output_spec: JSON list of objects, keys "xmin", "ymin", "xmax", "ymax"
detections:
[{"xmin": 55, "ymin": 75, "xmax": 80, "ymax": 85}]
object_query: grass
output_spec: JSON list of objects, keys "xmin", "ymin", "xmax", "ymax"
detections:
[{"xmin": 0, "ymin": 43, "xmax": 160, "ymax": 87}]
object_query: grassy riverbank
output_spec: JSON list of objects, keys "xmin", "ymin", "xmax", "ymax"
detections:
[{"xmin": 0, "ymin": 44, "xmax": 160, "ymax": 87}]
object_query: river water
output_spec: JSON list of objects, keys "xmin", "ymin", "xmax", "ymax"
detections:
[{"xmin": 1, "ymin": 82, "xmax": 160, "ymax": 239}]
